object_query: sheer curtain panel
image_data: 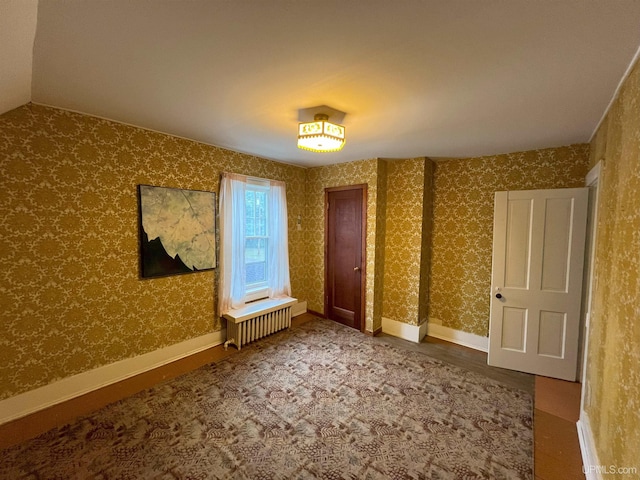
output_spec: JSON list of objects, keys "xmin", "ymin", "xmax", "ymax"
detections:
[
  {"xmin": 219, "ymin": 173, "xmax": 247, "ymax": 315},
  {"xmin": 268, "ymin": 179, "xmax": 292, "ymax": 299}
]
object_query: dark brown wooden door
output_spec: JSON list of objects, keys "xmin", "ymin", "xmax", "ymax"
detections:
[{"xmin": 325, "ymin": 185, "xmax": 366, "ymax": 330}]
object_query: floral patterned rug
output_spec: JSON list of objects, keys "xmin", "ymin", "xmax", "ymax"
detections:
[{"xmin": 0, "ymin": 318, "xmax": 532, "ymax": 479}]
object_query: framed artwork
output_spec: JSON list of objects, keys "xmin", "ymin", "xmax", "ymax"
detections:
[{"xmin": 138, "ymin": 185, "xmax": 216, "ymax": 278}]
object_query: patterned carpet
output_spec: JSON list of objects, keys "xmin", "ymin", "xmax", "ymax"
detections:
[{"xmin": 0, "ymin": 318, "xmax": 532, "ymax": 479}]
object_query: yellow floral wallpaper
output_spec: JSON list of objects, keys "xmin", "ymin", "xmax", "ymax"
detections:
[
  {"xmin": 373, "ymin": 161, "xmax": 388, "ymax": 332},
  {"xmin": 585, "ymin": 60, "xmax": 640, "ymax": 472},
  {"xmin": 304, "ymin": 159, "xmax": 385, "ymax": 333},
  {"xmin": 382, "ymin": 158, "xmax": 432, "ymax": 326},
  {"xmin": 418, "ymin": 159, "xmax": 434, "ymax": 326},
  {"xmin": 0, "ymin": 104, "xmax": 306, "ymax": 399},
  {"xmin": 430, "ymin": 144, "xmax": 590, "ymax": 336}
]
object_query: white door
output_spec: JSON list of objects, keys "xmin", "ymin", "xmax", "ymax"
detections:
[{"xmin": 488, "ymin": 188, "xmax": 588, "ymax": 381}]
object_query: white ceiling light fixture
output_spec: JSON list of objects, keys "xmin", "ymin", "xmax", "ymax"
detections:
[{"xmin": 297, "ymin": 113, "xmax": 346, "ymax": 153}]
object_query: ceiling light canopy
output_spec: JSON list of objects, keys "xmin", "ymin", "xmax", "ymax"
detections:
[{"xmin": 297, "ymin": 113, "xmax": 345, "ymax": 153}]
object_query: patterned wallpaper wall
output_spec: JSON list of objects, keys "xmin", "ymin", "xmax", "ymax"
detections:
[
  {"xmin": 304, "ymin": 159, "xmax": 385, "ymax": 333},
  {"xmin": 0, "ymin": 104, "xmax": 306, "ymax": 399},
  {"xmin": 305, "ymin": 157, "xmax": 436, "ymax": 333},
  {"xmin": 418, "ymin": 159, "xmax": 434, "ymax": 326},
  {"xmin": 382, "ymin": 158, "xmax": 429, "ymax": 325},
  {"xmin": 430, "ymin": 144, "xmax": 590, "ymax": 336},
  {"xmin": 585, "ymin": 61, "xmax": 640, "ymax": 470},
  {"xmin": 373, "ymin": 161, "xmax": 388, "ymax": 332}
]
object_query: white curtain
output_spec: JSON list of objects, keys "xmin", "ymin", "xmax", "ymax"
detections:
[
  {"xmin": 268, "ymin": 179, "xmax": 292, "ymax": 299},
  {"xmin": 219, "ymin": 173, "xmax": 247, "ymax": 315},
  {"xmin": 218, "ymin": 173, "xmax": 291, "ymax": 316}
]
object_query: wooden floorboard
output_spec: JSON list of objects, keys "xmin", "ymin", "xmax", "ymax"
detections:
[
  {"xmin": 535, "ymin": 375, "xmax": 581, "ymax": 422},
  {"xmin": 533, "ymin": 377, "xmax": 585, "ymax": 480}
]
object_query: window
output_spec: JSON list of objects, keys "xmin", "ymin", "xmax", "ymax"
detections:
[
  {"xmin": 218, "ymin": 172, "xmax": 291, "ymax": 315},
  {"xmin": 244, "ymin": 181, "xmax": 269, "ymax": 301}
]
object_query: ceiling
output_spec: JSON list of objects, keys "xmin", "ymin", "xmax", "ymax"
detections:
[{"xmin": 4, "ymin": 1, "xmax": 640, "ymax": 167}]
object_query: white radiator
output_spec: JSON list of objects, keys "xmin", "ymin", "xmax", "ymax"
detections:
[{"xmin": 223, "ymin": 297, "xmax": 297, "ymax": 350}]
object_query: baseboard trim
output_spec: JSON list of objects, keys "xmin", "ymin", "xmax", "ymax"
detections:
[
  {"xmin": 0, "ymin": 329, "xmax": 226, "ymax": 426},
  {"xmin": 307, "ymin": 309, "xmax": 325, "ymax": 318},
  {"xmin": 291, "ymin": 300, "xmax": 307, "ymax": 317},
  {"xmin": 577, "ymin": 413, "xmax": 601, "ymax": 480},
  {"xmin": 381, "ymin": 317, "xmax": 427, "ymax": 343},
  {"xmin": 427, "ymin": 322, "xmax": 488, "ymax": 352}
]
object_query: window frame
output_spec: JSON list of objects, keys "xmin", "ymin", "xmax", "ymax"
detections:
[{"xmin": 244, "ymin": 178, "xmax": 270, "ymax": 302}]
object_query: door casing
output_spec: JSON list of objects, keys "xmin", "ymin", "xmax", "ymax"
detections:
[{"xmin": 579, "ymin": 161, "xmax": 602, "ymax": 412}]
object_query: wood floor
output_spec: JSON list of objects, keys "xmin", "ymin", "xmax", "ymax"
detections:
[
  {"xmin": 0, "ymin": 313, "xmax": 585, "ymax": 479},
  {"xmin": 534, "ymin": 376, "xmax": 585, "ymax": 480}
]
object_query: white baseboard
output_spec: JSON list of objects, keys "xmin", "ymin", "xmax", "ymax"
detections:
[
  {"xmin": 381, "ymin": 317, "xmax": 427, "ymax": 343},
  {"xmin": 427, "ymin": 322, "xmax": 488, "ymax": 352},
  {"xmin": 0, "ymin": 329, "xmax": 226, "ymax": 426},
  {"xmin": 292, "ymin": 300, "xmax": 307, "ymax": 317},
  {"xmin": 577, "ymin": 413, "xmax": 601, "ymax": 480}
]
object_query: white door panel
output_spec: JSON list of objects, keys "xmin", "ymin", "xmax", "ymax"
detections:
[
  {"xmin": 488, "ymin": 188, "xmax": 588, "ymax": 380},
  {"xmin": 504, "ymin": 198, "xmax": 532, "ymax": 289}
]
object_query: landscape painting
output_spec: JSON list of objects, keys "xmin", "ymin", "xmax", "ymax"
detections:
[{"xmin": 138, "ymin": 185, "xmax": 216, "ymax": 278}]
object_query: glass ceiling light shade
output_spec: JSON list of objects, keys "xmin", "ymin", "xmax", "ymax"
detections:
[{"xmin": 297, "ymin": 113, "xmax": 345, "ymax": 152}]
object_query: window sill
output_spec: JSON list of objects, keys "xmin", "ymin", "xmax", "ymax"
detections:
[{"xmin": 223, "ymin": 296, "xmax": 297, "ymax": 323}]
